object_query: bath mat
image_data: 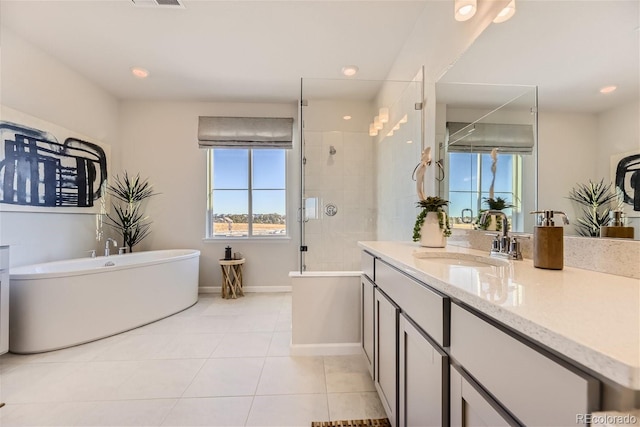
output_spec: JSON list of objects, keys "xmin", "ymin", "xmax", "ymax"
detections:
[{"xmin": 311, "ymin": 419, "xmax": 391, "ymax": 427}]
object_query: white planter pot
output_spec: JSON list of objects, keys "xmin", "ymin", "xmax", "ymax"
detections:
[{"xmin": 419, "ymin": 211, "xmax": 447, "ymax": 248}]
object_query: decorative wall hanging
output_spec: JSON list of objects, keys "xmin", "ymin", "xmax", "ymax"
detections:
[
  {"xmin": 0, "ymin": 106, "xmax": 109, "ymax": 214},
  {"xmin": 611, "ymin": 150, "xmax": 640, "ymax": 218}
]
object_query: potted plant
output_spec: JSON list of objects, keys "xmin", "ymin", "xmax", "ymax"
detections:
[
  {"xmin": 567, "ymin": 179, "xmax": 619, "ymax": 237},
  {"xmin": 413, "ymin": 196, "xmax": 452, "ymax": 247},
  {"xmin": 476, "ymin": 196, "xmax": 514, "ymax": 231},
  {"xmin": 105, "ymin": 172, "xmax": 157, "ymax": 252}
]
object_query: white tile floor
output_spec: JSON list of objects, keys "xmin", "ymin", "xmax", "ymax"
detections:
[{"xmin": 0, "ymin": 292, "xmax": 385, "ymax": 426}]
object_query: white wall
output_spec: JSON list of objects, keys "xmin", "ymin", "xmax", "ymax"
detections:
[
  {"xmin": 537, "ymin": 111, "xmax": 599, "ymax": 234},
  {"xmin": 596, "ymin": 101, "xmax": 640, "ymax": 178},
  {"xmin": 118, "ymin": 101, "xmax": 298, "ymax": 290},
  {"xmin": 597, "ymin": 100, "xmax": 640, "ymax": 235},
  {"xmin": 0, "ymin": 28, "xmax": 121, "ymax": 267}
]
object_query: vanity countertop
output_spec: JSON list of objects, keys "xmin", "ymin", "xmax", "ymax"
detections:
[{"xmin": 358, "ymin": 240, "xmax": 640, "ymax": 390}]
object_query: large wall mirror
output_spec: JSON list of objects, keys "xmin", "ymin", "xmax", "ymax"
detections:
[
  {"xmin": 436, "ymin": 83, "xmax": 537, "ymax": 234},
  {"xmin": 436, "ymin": 0, "xmax": 639, "ymax": 239}
]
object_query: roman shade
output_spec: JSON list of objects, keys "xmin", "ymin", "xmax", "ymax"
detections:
[
  {"xmin": 446, "ymin": 121, "xmax": 534, "ymax": 154},
  {"xmin": 198, "ymin": 116, "xmax": 294, "ymax": 149}
]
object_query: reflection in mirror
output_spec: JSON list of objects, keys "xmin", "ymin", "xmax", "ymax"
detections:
[
  {"xmin": 435, "ymin": 1, "xmax": 639, "ymax": 240},
  {"xmin": 436, "ymin": 83, "xmax": 537, "ymax": 234}
]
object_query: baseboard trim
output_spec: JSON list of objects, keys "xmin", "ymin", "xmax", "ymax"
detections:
[
  {"xmin": 199, "ymin": 285, "xmax": 292, "ymax": 294},
  {"xmin": 289, "ymin": 342, "xmax": 361, "ymax": 357}
]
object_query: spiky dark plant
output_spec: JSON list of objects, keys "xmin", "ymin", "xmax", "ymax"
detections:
[
  {"xmin": 567, "ymin": 179, "xmax": 618, "ymax": 237},
  {"xmin": 483, "ymin": 196, "xmax": 514, "ymax": 211},
  {"xmin": 413, "ymin": 196, "xmax": 451, "ymax": 241},
  {"xmin": 105, "ymin": 172, "xmax": 157, "ymax": 252}
]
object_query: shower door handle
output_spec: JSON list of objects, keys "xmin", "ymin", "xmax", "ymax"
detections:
[{"xmin": 297, "ymin": 208, "xmax": 309, "ymax": 223}]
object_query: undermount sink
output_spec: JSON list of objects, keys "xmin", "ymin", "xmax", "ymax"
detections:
[{"xmin": 413, "ymin": 251, "xmax": 510, "ymax": 268}]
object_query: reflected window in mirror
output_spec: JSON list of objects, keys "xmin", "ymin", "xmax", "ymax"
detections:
[{"xmin": 448, "ymin": 151, "xmax": 523, "ymax": 232}]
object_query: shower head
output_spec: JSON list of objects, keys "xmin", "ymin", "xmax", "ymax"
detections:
[{"xmin": 329, "ymin": 145, "xmax": 336, "ymax": 155}]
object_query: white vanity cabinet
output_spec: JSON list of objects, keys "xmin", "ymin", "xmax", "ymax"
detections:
[
  {"xmin": 360, "ymin": 246, "xmax": 603, "ymax": 427},
  {"xmin": 362, "ymin": 275, "xmax": 375, "ymax": 378},
  {"xmin": 363, "ymin": 255, "xmax": 450, "ymax": 427},
  {"xmin": 374, "ymin": 287, "xmax": 399, "ymax": 426},
  {"xmin": 399, "ymin": 314, "xmax": 449, "ymax": 427},
  {"xmin": 450, "ymin": 303, "xmax": 599, "ymax": 426},
  {"xmin": 450, "ymin": 366, "xmax": 517, "ymax": 426}
]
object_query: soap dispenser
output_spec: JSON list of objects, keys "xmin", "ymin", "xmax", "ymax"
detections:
[
  {"xmin": 600, "ymin": 210, "xmax": 635, "ymax": 239},
  {"xmin": 530, "ymin": 210, "xmax": 569, "ymax": 270}
]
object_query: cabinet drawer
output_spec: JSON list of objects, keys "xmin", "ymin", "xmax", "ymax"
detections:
[
  {"xmin": 361, "ymin": 251, "xmax": 375, "ymax": 281},
  {"xmin": 375, "ymin": 260, "xmax": 449, "ymax": 348},
  {"xmin": 450, "ymin": 303, "xmax": 599, "ymax": 426}
]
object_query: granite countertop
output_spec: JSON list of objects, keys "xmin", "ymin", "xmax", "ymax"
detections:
[{"xmin": 358, "ymin": 240, "xmax": 640, "ymax": 390}]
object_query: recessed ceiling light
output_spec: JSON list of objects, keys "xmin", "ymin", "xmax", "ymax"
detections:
[
  {"xmin": 454, "ymin": 0, "xmax": 476, "ymax": 21},
  {"xmin": 343, "ymin": 115, "xmax": 352, "ymax": 121},
  {"xmin": 131, "ymin": 67, "xmax": 149, "ymax": 79},
  {"xmin": 341, "ymin": 66, "xmax": 359, "ymax": 77},
  {"xmin": 493, "ymin": 0, "xmax": 516, "ymax": 23},
  {"xmin": 599, "ymin": 85, "xmax": 617, "ymax": 94}
]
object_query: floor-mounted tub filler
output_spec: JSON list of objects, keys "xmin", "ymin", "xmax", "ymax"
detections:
[{"xmin": 9, "ymin": 249, "xmax": 200, "ymax": 353}]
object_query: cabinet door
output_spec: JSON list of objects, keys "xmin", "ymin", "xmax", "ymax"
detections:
[
  {"xmin": 399, "ymin": 314, "xmax": 448, "ymax": 427},
  {"xmin": 375, "ymin": 288, "xmax": 399, "ymax": 426},
  {"xmin": 450, "ymin": 367, "xmax": 518, "ymax": 427},
  {"xmin": 362, "ymin": 275, "xmax": 375, "ymax": 379}
]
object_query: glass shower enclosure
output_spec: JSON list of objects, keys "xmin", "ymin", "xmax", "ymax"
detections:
[{"xmin": 298, "ymin": 78, "xmax": 423, "ymax": 273}]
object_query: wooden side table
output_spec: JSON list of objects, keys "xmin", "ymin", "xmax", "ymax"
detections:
[{"xmin": 219, "ymin": 258, "xmax": 245, "ymax": 299}]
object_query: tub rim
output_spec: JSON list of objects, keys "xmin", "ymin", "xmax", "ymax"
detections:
[{"xmin": 10, "ymin": 249, "xmax": 200, "ymax": 281}]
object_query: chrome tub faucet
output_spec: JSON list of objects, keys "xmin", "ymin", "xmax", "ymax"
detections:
[{"xmin": 104, "ymin": 238, "xmax": 118, "ymax": 257}]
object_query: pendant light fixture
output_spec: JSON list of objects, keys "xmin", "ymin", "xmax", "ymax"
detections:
[
  {"xmin": 493, "ymin": 0, "xmax": 516, "ymax": 23},
  {"xmin": 454, "ymin": 0, "xmax": 476, "ymax": 22}
]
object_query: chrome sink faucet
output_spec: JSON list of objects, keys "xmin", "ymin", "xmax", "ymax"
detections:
[
  {"xmin": 104, "ymin": 238, "xmax": 118, "ymax": 257},
  {"xmin": 480, "ymin": 210, "xmax": 524, "ymax": 260}
]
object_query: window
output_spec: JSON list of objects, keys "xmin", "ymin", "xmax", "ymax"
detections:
[
  {"xmin": 207, "ymin": 148, "xmax": 287, "ymax": 238},
  {"xmin": 448, "ymin": 151, "xmax": 521, "ymax": 226}
]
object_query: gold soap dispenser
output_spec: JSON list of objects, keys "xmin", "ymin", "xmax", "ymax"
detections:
[{"xmin": 530, "ymin": 210, "xmax": 569, "ymax": 270}]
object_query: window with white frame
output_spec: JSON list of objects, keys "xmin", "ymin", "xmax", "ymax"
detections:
[{"xmin": 207, "ymin": 148, "xmax": 287, "ymax": 238}]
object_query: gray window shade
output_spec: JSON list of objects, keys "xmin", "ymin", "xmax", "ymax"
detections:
[
  {"xmin": 198, "ymin": 116, "xmax": 294, "ymax": 149},
  {"xmin": 446, "ymin": 122, "xmax": 534, "ymax": 154}
]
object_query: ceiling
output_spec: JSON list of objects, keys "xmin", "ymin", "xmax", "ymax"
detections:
[
  {"xmin": 440, "ymin": 0, "xmax": 640, "ymax": 114},
  {"xmin": 0, "ymin": 0, "xmax": 429, "ymax": 103},
  {"xmin": 0, "ymin": 0, "xmax": 638, "ymax": 113}
]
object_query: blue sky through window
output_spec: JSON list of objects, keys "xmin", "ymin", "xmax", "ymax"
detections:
[{"xmin": 212, "ymin": 149, "xmax": 286, "ymax": 215}]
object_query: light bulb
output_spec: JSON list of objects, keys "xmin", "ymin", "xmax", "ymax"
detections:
[
  {"xmin": 454, "ymin": 0, "xmax": 476, "ymax": 21},
  {"xmin": 493, "ymin": 0, "xmax": 516, "ymax": 23}
]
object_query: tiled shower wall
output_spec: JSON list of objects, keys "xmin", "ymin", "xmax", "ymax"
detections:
[{"xmin": 302, "ymin": 129, "xmax": 376, "ymax": 271}]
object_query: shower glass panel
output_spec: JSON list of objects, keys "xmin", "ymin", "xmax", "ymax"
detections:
[{"xmin": 299, "ymin": 78, "xmax": 423, "ymax": 272}]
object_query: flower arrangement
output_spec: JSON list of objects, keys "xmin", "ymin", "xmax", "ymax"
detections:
[{"xmin": 413, "ymin": 196, "xmax": 452, "ymax": 242}]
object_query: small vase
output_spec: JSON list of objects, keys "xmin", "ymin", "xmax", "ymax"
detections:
[
  {"xmin": 486, "ymin": 215, "xmax": 498, "ymax": 231},
  {"xmin": 419, "ymin": 211, "xmax": 446, "ymax": 248}
]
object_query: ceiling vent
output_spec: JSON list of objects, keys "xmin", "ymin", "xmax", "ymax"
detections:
[{"xmin": 131, "ymin": 0, "xmax": 185, "ymax": 9}]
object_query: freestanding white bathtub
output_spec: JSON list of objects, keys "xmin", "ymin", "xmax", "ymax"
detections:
[{"xmin": 9, "ymin": 249, "xmax": 200, "ymax": 354}]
